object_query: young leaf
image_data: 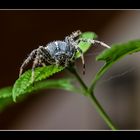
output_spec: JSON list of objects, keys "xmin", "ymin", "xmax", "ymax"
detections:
[
  {"xmin": 12, "ymin": 65, "xmax": 65, "ymax": 102},
  {"xmin": 90, "ymin": 39, "xmax": 140, "ymax": 91},
  {"xmin": 76, "ymin": 32, "xmax": 97, "ymax": 58}
]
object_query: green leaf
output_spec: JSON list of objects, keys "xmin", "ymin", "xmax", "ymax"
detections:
[
  {"xmin": 0, "ymin": 79, "xmax": 81, "ymax": 111},
  {"xmin": 0, "ymin": 86, "xmax": 12, "ymax": 98},
  {"xmin": 0, "ymin": 97, "xmax": 13, "ymax": 111},
  {"xmin": 90, "ymin": 39, "xmax": 140, "ymax": 91},
  {"xmin": 0, "ymin": 86, "xmax": 28, "ymax": 111},
  {"xmin": 76, "ymin": 32, "xmax": 97, "ymax": 58},
  {"xmin": 19, "ymin": 78, "xmax": 82, "ymax": 98},
  {"xmin": 12, "ymin": 65, "xmax": 65, "ymax": 102},
  {"xmin": 12, "ymin": 75, "xmax": 81, "ymax": 102}
]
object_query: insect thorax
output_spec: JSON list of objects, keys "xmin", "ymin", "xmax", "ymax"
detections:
[{"xmin": 45, "ymin": 41, "xmax": 75, "ymax": 64}]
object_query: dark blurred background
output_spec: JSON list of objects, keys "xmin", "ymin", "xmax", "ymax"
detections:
[{"xmin": 0, "ymin": 10, "xmax": 140, "ymax": 130}]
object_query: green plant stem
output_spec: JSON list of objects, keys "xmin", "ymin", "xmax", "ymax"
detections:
[
  {"xmin": 68, "ymin": 66, "xmax": 117, "ymax": 130},
  {"xmin": 88, "ymin": 92, "xmax": 117, "ymax": 130},
  {"xmin": 67, "ymin": 66, "xmax": 88, "ymax": 92}
]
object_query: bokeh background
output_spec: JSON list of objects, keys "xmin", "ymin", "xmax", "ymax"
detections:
[{"xmin": 0, "ymin": 10, "xmax": 140, "ymax": 130}]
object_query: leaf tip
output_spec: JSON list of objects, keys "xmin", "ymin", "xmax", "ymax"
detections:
[
  {"xmin": 12, "ymin": 94, "xmax": 17, "ymax": 102},
  {"xmin": 12, "ymin": 89, "xmax": 17, "ymax": 103}
]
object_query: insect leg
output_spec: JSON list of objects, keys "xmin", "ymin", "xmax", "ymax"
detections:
[
  {"xmin": 70, "ymin": 30, "xmax": 82, "ymax": 39},
  {"xmin": 31, "ymin": 51, "xmax": 40, "ymax": 82},
  {"xmin": 65, "ymin": 30, "xmax": 82, "ymax": 43},
  {"xmin": 38, "ymin": 46, "xmax": 54, "ymax": 64},
  {"xmin": 31, "ymin": 46, "xmax": 52, "ymax": 82},
  {"xmin": 89, "ymin": 39, "xmax": 111, "ymax": 48},
  {"xmin": 19, "ymin": 49, "xmax": 36, "ymax": 77},
  {"xmin": 76, "ymin": 38, "xmax": 111, "ymax": 49},
  {"xmin": 76, "ymin": 47, "xmax": 85, "ymax": 75}
]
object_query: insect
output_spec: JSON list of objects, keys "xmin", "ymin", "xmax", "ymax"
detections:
[{"xmin": 19, "ymin": 30, "xmax": 110, "ymax": 82}]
